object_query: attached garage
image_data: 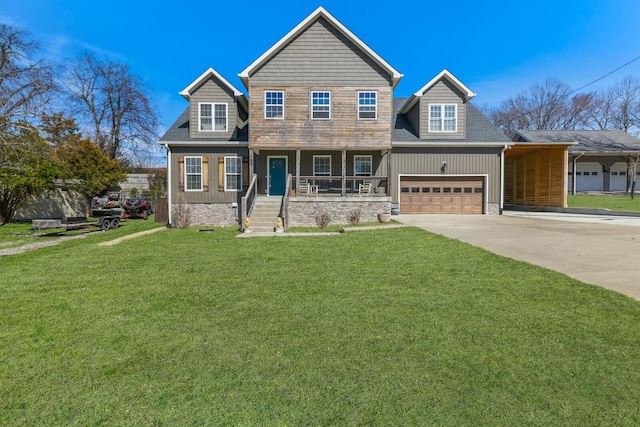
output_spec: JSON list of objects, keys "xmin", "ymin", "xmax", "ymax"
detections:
[{"xmin": 399, "ymin": 175, "xmax": 486, "ymax": 214}]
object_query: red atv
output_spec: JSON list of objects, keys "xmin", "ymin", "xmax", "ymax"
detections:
[{"xmin": 123, "ymin": 197, "xmax": 153, "ymax": 220}]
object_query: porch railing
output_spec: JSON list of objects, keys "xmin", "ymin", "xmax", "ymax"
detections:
[
  {"xmin": 281, "ymin": 174, "xmax": 292, "ymax": 230},
  {"xmin": 293, "ymin": 176, "xmax": 388, "ymax": 196},
  {"xmin": 241, "ymin": 174, "xmax": 258, "ymax": 231}
]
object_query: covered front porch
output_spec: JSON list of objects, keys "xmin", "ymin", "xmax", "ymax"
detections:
[
  {"xmin": 242, "ymin": 148, "xmax": 392, "ymax": 229},
  {"xmin": 249, "ymin": 148, "xmax": 392, "ymax": 197}
]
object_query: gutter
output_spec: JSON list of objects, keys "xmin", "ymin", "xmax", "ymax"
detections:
[{"xmin": 164, "ymin": 143, "xmax": 172, "ymax": 226}]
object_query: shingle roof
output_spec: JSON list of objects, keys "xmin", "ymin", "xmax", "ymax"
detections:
[
  {"xmin": 161, "ymin": 98, "xmax": 509, "ymax": 146},
  {"xmin": 392, "ymin": 98, "xmax": 511, "ymax": 144},
  {"xmin": 513, "ymin": 130, "xmax": 640, "ymax": 153},
  {"xmin": 159, "ymin": 108, "xmax": 248, "ymax": 144}
]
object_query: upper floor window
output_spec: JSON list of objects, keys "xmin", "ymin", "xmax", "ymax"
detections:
[
  {"xmin": 429, "ymin": 104, "xmax": 457, "ymax": 132},
  {"xmin": 358, "ymin": 92, "xmax": 377, "ymax": 119},
  {"xmin": 311, "ymin": 91, "xmax": 331, "ymax": 119},
  {"xmin": 199, "ymin": 103, "xmax": 227, "ymax": 132},
  {"xmin": 265, "ymin": 91, "xmax": 284, "ymax": 119},
  {"xmin": 224, "ymin": 156, "xmax": 242, "ymax": 191},
  {"xmin": 185, "ymin": 156, "xmax": 203, "ymax": 191}
]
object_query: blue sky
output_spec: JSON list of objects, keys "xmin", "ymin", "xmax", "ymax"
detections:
[{"xmin": 2, "ymin": 0, "xmax": 640, "ymax": 139}]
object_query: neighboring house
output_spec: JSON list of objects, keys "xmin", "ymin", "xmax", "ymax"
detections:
[
  {"xmin": 159, "ymin": 7, "xmax": 570, "ymax": 228},
  {"xmin": 513, "ymin": 130, "xmax": 640, "ymax": 193}
]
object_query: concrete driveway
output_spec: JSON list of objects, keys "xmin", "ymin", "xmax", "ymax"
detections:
[{"xmin": 396, "ymin": 211, "xmax": 640, "ymax": 301}]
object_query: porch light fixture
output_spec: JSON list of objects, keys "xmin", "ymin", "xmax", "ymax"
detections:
[{"xmin": 441, "ymin": 161, "xmax": 448, "ymax": 174}]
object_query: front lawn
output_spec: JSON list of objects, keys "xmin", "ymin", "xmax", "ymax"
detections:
[
  {"xmin": 568, "ymin": 193, "xmax": 640, "ymax": 212},
  {"xmin": 1, "ymin": 226, "xmax": 640, "ymax": 425}
]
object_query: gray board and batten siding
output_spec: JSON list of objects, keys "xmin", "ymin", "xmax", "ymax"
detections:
[
  {"xmin": 390, "ymin": 147, "xmax": 502, "ymax": 204},
  {"xmin": 169, "ymin": 146, "xmax": 248, "ymax": 204}
]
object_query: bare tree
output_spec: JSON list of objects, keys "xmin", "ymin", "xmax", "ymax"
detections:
[
  {"xmin": 486, "ymin": 78, "xmax": 597, "ymax": 137},
  {"xmin": 605, "ymin": 76, "xmax": 640, "ymax": 136},
  {"xmin": 63, "ymin": 51, "xmax": 158, "ymax": 160},
  {"xmin": 0, "ymin": 24, "xmax": 56, "ymax": 146}
]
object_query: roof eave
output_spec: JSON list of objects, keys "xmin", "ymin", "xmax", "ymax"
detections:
[{"xmin": 180, "ymin": 67, "xmax": 244, "ymax": 100}]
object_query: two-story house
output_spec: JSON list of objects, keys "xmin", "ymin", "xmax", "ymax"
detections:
[{"xmin": 159, "ymin": 7, "xmax": 570, "ymax": 229}]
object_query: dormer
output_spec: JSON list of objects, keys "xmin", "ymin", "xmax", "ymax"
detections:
[
  {"xmin": 399, "ymin": 69, "xmax": 476, "ymax": 140},
  {"xmin": 179, "ymin": 67, "xmax": 248, "ymax": 140}
]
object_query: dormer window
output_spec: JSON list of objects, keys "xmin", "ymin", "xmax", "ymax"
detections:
[
  {"xmin": 199, "ymin": 103, "xmax": 227, "ymax": 132},
  {"xmin": 429, "ymin": 104, "xmax": 457, "ymax": 132}
]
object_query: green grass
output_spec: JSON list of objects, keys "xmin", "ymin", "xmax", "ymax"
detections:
[
  {"xmin": 1, "ymin": 225, "xmax": 640, "ymax": 425},
  {"xmin": 568, "ymin": 193, "xmax": 640, "ymax": 212}
]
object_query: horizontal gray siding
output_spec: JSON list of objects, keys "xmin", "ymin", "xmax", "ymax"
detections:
[
  {"xmin": 419, "ymin": 80, "xmax": 466, "ymax": 139},
  {"xmin": 250, "ymin": 18, "xmax": 392, "ymax": 86},
  {"xmin": 189, "ymin": 77, "xmax": 238, "ymax": 140},
  {"xmin": 170, "ymin": 146, "xmax": 248, "ymax": 204},
  {"xmin": 391, "ymin": 147, "xmax": 501, "ymax": 203},
  {"xmin": 406, "ymin": 102, "xmax": 420, "ymax": 136}
]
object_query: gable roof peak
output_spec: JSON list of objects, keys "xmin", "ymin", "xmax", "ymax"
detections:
[
  {"xmin": 399, "ymin": 69, "xmax": 476, "ymax": 114},
  {"xmin": 179, "ymin": 67, "xmax": 244, "ymax": 100},
  {"xmin": 238, "ymin": 6, "xmax": 403, "ymax": 88}
]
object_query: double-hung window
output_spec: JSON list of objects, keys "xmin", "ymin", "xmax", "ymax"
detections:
[
  {"xmin": 311, "ymin": 91, "xmax": 331, "ymax": 119},
  {"xmin": 358, "ymin": 91, "xmax": 377, "ymax": 119},
  {"xmin": 429, "ymin": 104, "xmax": 457, "ymax": 132},
  {"xmin": 185, "ymin": 156, "xmax": 203, "ymax": 191},
  {"xmin": 354, "ymin": 155, "xmax": 372, "ymax": 177},
  {"xmin": 199, "ymin": 103, "xmax": 227, "ymax": 131},
  {"xmin": 265, "ymin": 91, "xmax": 284, "ymax": 119},
  {"xmin": 224, "ymin": 156, "xmax": 242, "ymax": 191},
  {"xmin": 313, "ymin": 155, "xmax": 331, "ymax": 176}
]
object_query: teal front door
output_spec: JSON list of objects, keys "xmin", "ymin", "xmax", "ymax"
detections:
[{"xmin": 268, "ymin": 157, "xmax": 287, "ymax": 196}]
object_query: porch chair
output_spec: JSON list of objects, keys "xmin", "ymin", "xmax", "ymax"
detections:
[
  {"xmin": 359, "ymin": 181, "xmax": 372, "ymax": 194},
  {"xmin": 298, "ymin": 180, "xmax": 310, "ymax": 195}
]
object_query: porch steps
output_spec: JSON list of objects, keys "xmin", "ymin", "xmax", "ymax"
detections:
[{"xmin": 248, "ymin": 197, "xmax": 282, "ymax": 232}]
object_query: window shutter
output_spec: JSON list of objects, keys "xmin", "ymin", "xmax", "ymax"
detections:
[
  {"xmin": 202, "ymin": 157, "xmax": 209, "ymax": 192},
  {"xmin": 242, "ymin": 157, "xmax": 249, "ymax": 190},
  {"xmin": 178, "ymin": 156, "xmax": 185, "ymax": 191},
  {"xmin": 218, "ymin": 157, "xmax": 225, "ymax": 191}
]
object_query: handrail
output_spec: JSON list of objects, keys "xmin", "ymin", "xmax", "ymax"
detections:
[
  {"xmin": 241, "ymin": 174, "xmax": 258, "ymax": 231},
  {"xmin": 281, "ymin": 174, "xmax": 292, "ymax": 230}
]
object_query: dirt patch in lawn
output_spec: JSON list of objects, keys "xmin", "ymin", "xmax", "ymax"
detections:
[
  {"xmin": 98, "ymin": 227, "xmax": 166, "ymax": 246},
  {"xmin": 0, "ymin": 233, "xmax": 93, "ymax": 256}
]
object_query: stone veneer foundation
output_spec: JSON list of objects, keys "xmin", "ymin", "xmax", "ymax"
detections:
[
  {"xmin": 173, "ymin": 203, "xmax": 239, "ymax": 226},
  {"xmin": 286, "ymin": 197, "xmax": 392, "ymax": 227}
]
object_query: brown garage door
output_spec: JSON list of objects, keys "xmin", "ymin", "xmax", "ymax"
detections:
[{"xmin": 400, "ymin": 176, "xmax": 484, "ymax": 214}]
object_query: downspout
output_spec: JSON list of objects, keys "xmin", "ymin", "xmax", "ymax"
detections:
[
  {"xmin": 500, "ymin": 144, "xmax": 510, "ymax": 214},
  {"xmin": 164, "ymin": 143, "xmax": 172, "ymax": 226},
  {"xmin": 572, "ymin": 152, "xmax": 584, "ymax": 195}
]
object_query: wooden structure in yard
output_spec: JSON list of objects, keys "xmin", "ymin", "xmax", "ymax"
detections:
[{"xmin": 504, "ymin": 144, "xmax": 571, "ymax": 208}]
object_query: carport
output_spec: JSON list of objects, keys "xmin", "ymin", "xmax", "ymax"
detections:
[{"xmin": 504, "ymin": 142, "xmax": 574, "ymax": 208}]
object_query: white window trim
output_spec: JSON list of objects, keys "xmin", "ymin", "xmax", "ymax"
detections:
[
  {"xmin": 224, "ymin": 156, "xmax": 242, "ymax": 192},
  {"xmin": 199, "ymin": 102, "xmax": 228, "ymax": 132},
  {"xmin": 311, "ymin": 91, "xmax": 331, "ymax": 120},
  {"xmin": 428, "ymin": 103, "xmax": 457, "ymax": 133},
  {"xmin": 264, "ymin": 90, "xmax": 284, "ymax": 120},
  {"xmin": 185, "ymin": 156, "xmax": 203, "ymax": 192},
  {"xmin": 357, "ymin": 91, "xmax": 378, "ymax": 120},
  {"xmin": 313, "ymin": 155, "xmax": 332, "ymax": 176},
  {"xmin": 354, "ymin": 155, "xmax": 373, "ymax": 176}
]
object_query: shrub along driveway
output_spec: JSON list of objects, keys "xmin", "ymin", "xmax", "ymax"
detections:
[{"xmin": 397, "ymin": 211, "xmax": 640, "ymax": 300}]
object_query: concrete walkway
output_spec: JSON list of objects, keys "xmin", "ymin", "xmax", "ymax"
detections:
[{"xmin": 396, "ymin": 212, "xmax": 640, "ymax": 300}]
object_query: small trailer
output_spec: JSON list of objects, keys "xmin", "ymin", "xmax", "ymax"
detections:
[{"xmin": 32, "ymin": 215, "xmax": 124, "ymax": 232}]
